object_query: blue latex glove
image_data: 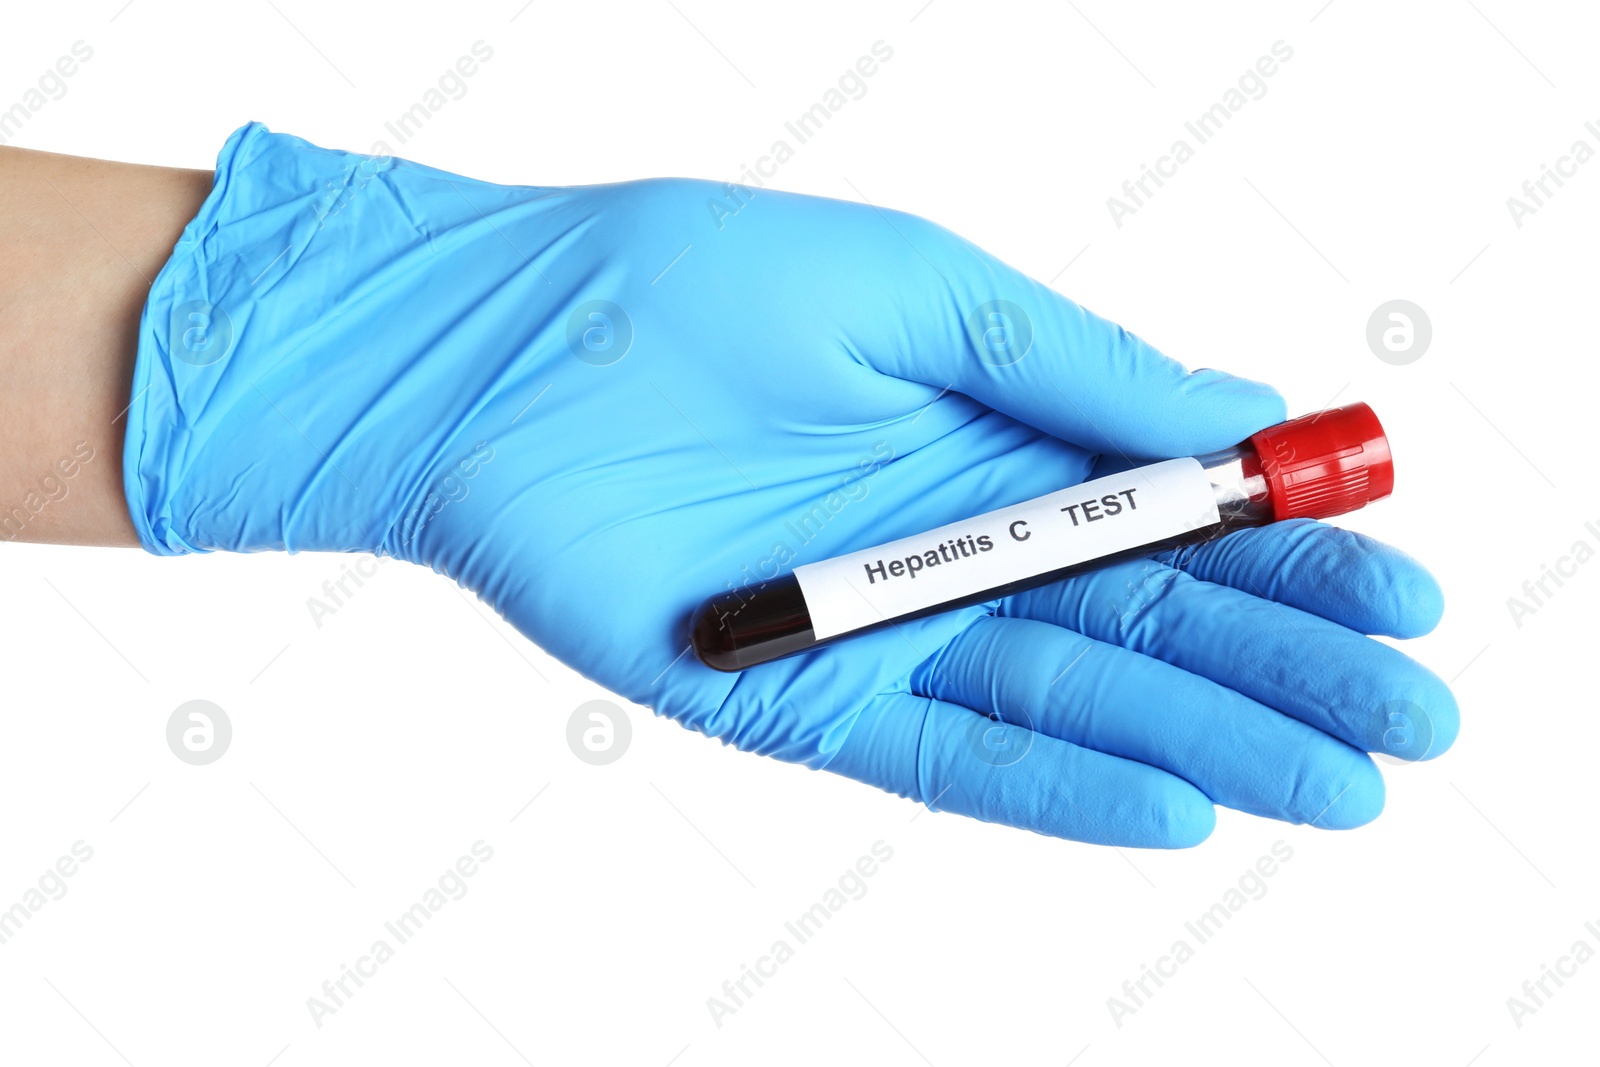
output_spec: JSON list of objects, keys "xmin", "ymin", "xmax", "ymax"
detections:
[{"xmin": 126, "ymin": 123, "xmax": 1458, "ymax": 847}]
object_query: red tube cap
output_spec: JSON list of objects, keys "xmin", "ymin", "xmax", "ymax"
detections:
[{"xmin": 1248, "ymin": 402, "xmax": 1394, "ymax": 521}]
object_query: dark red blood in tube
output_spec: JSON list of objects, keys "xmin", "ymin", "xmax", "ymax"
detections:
[{"xmin": 692, "ymin": 403, "xmax": 1393, "ymax": 672}]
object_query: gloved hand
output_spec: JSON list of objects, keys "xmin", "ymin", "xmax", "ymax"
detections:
[{"xmin": 126, "ymin": 122, "xmax": 1457, "ymax": 847}]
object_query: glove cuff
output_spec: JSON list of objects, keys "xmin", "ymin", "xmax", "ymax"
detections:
[{"xmin": 122, "ymin": 121, "xmax": 558, "ymax": 557}]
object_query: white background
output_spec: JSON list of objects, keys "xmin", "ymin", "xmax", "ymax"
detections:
[{"xmin": 2, "ymin": 1, "xmax": 1595, "ymax": 1064}]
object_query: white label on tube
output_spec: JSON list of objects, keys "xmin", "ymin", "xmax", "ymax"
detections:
[{"xmin": 792, "ymin": 457, "xmax": 1221, "ymax": 641}]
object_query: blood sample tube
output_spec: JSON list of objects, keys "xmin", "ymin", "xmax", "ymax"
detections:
[{"xmin": 691, "ymin": 402, "xmax": 1394, "ymax": 672}]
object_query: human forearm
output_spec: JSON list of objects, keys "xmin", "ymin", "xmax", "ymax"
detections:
[{"xmin": 0, "ymin": 144, "xmax": 210, "ymax": 546}]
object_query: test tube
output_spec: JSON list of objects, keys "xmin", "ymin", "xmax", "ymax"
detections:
[{"xmin": 691, "ymin": 402, "xmax": 1394, "ymax": 672}]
